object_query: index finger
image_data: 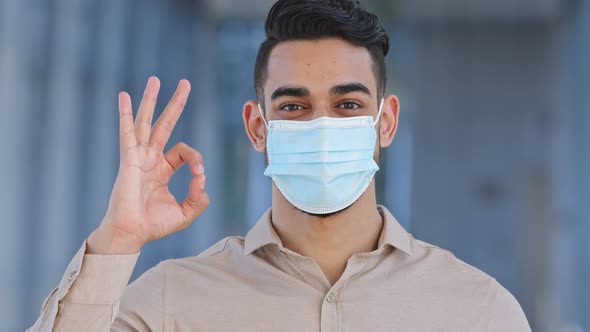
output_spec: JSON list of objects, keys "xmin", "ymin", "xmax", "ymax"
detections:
[
  {"xmin": 118, "ymin": 92, "xmax": 137, "ymax": 153},
  {"xmin": 148, "ymin": 79, "xmax": 191, "ymax": 151}
]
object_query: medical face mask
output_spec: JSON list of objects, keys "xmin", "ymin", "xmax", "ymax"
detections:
[{"xmin": 257, "ymin": 99, "xmax": 384, "ymax": 214}]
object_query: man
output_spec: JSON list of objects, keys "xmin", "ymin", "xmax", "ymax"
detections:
[{"xmin": 29, "ymin": 0, "xmax": 531, "ymax": 331}]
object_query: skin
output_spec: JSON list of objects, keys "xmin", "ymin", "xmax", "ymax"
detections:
[
  {"xmin": 243, "ymin": 38, "xmax": 400, "ymax": 285},
  {"xmin": 87, "ymin": 78, "xmax": 210, "ymax": 254},
  {"xmin": 88, "ymin": 37, "xmax": 400, "ymax": 286}
]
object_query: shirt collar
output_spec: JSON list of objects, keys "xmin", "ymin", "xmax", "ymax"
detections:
[
  {"xmin": 244, "ymin": 205, "xmax": 414, "ymax": 256},
  {"xmin": 375, "ymin": 205, "xmax": 414, "ymax": 255}
]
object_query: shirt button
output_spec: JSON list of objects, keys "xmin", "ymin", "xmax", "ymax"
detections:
[
  {"xmin": 326, "ymin": 292, "xmax": 335, "ymax": 303},
  {"xmin": 68, "ymin": 270, "xmax": 77, "ymax": 281}
]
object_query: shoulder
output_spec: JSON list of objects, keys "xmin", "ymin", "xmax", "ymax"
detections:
[
  {"xmin": 409, "ymin": 237, "xmax": 530, "ymax": 330},
  {"xmin": 478, "ymin": 278, "xmax": 531, "ymax": 331},
  {"xmin": 411, "ymin": 237, "xmax": 494, "ymax": 284},
  {"xmin": 121, "ymin": 236, "xmax": 246, "ymax": 301},
  {"xmin": 406, "ymin": 238, "xmax": 496, "ymax": 304},
  {"xmin": 115, "ymin": 237, "xmax": 246, "ymax": 328},
  {"xmin": 126, "ymin": 236, "xmax": 245, "ymax": 289},
  {"xmin": 158, "ymin": 235, "xmax": 246, "ymax": 274}
]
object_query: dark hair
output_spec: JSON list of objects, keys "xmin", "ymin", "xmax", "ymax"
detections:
[{"xmin": 254, "ymin": 0, "xmax": 390, "ymax": 106}]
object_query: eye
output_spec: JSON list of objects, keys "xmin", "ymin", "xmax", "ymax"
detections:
[
  {"xmin": 279, "ymin": 103, "xmax": 305, "ymax": 112},
  {"xmin": 338, "ymin": 102, "xmax": 361, "ymax": 110}
]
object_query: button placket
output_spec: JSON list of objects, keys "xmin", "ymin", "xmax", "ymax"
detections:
[
  {"xmin": 326, "ymin": 292, "xmax": 335, "ymax": 303},
  {"xmin": 319, "ymin": 254, "xmax": 378, "ymax": 331},
  {"xmin": 320, "ymin": 289, "xmax": 340, "ymax": 332}
]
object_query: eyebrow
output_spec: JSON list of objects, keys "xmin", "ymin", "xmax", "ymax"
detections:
[
  {"xmin": 330, "ymin": 82, "xmax": 371, "ymax": 96},
  {"xmin": 269, "ymin": 82, "xmax": 371, "ymax": 100},
  {"xmin": 270, "ymin": 86, "xmax": 310, "ymax": 100}
]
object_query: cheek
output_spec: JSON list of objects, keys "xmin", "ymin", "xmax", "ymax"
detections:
[
  {"xmin": 375, "ymin": 123, "xmax": 383, "ymax": 149},
  {"xmin": 373, "ymin": 138, "xmax": 380, "ymax": 163}
]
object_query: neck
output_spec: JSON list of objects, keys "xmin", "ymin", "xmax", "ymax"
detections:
[{"xmin": 270, "ymin": 181, "xmax": 384, "ymax": 286}]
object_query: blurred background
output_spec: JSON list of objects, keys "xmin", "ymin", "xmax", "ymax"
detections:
[{"xmin": 0, "ymin": 0, "xmax": 588, "ymax": 330}]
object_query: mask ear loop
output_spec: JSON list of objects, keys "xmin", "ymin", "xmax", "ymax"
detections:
[
  {"xmin": 257, "ymin": 103, "xmax": 270, "ymax": 129},
  {"xmin": 373, "ymin": 98, "xmax": 385, "ymax": 127}
]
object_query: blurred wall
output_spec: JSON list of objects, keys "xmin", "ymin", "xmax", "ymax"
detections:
[{"xmin": 0, "ymin": 0, "xmax": 588, "ymax": 331}]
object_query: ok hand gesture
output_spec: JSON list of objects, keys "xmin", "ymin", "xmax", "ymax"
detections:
[{"xmin": 87, "ymin": 77, "xmax": 209, "ymax": 254}]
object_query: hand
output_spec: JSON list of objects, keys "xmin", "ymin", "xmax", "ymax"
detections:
[{"xmin": 87, "ymin": 77, "xmax": 209, "ymax": 254}]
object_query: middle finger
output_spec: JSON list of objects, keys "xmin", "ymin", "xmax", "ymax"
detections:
[
  {"xmin": 135, "ymin": 76, "xmax": 161, "ymax": 144},
  {"xmin": 149, "ymin": 79, "xmax": 191, "ymax": 151}
]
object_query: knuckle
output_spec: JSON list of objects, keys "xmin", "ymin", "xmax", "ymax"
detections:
[
  {"xmin": 159, "ymin": 120, "xmax": 175, "ymax": 132},
  {"xmin": 121, "ymin": 127, "xmax": 135, "ymax": 137},
  {"xmin": 201, "ymin": 195, "xmax": 210, "ymax": 207},
  {"xmin": 174, "ymin": 98, "xmax": 187, "ymax": 109},
  {"xmin": 152, "ymin": 138, "xmax": 166, "ymax": 149},
  {"xmin": 179, "ymin": 142, "xmax": 203, "ymax": 160},
  {"xmin": 184, "ymin": 199, "xmax": 197, "ymax": 210},
  {"xmin": 180, "ymin": 215, "xmax": 194, "ymax": 230},
  {"xmin": 143, "ymin": 91, "xmax": 157, "ymax": 101},
  {"xmin": 119, "ymin": 107, "xmax": 133, "ymax": 116},
  {"xmin": 137, "ymin": 117, "xmax": 152, "ymax": 126}
]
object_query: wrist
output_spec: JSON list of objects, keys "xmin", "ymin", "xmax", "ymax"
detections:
[{"xmin": 87, "ymin": 224, "xmax": 143, "ymax": 255}]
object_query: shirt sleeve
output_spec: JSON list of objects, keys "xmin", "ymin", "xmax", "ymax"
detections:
[
  {"xmin": 479, "ymin": 279, "xmax": 532, "ymax": 332},
  {"xmin": 111, "ymin": 260, "xmax": 167, "ymax": 331},
  {"xmin": 25, "ymin": 239, "xmax": 140, "ymax": 332}
]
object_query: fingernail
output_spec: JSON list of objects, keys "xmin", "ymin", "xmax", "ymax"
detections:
[
  {"xmin": 200, "ymin": 175, "xmax": 206, "ymax": 189},
  {"xmin": 196, "ymin": 164, "xmax": 204, "ymax": 174}
]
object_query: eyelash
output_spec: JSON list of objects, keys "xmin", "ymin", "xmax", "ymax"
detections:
[
  {"xmin": 279, "ymin": 103, "xmax": 306, "ymax": 112},
  {"xmin": 279, "ymin": 102, "xmax": 362, "ymax": 112},
  {"xmin": 339, "ymin": 102, "xmax": 360, "ymax": 110}
]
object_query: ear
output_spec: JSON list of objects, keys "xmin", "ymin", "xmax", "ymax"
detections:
[
  {"xmin": 378, "ymin": 95, "xmax": 400, "ymax": 148},
  {"xmin": 242, "ymin": 100, "xmax": 267, "ymax": 152}
]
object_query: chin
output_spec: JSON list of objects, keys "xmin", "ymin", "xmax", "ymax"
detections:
[{"xmin": 298, "ymin": 203, "xmax": 354, "ymax": 219}]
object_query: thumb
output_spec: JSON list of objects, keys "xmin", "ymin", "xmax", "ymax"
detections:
[{"xmin": 178, "ymin": 174, "xmax": 209, "ymax": 228}]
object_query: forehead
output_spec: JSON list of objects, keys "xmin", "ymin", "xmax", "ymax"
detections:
[{"xmin": 265, "ymin": 38, "xmax": 376, "ymax": 97}]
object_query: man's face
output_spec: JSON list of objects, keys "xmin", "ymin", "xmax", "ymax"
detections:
[
  {"xmin": 243, "ymin": 37, "xmax": 399, "ymax": 217},
  {"xmin": 263, "ymin": 37, "xmax": 382, "ymax": 161}
]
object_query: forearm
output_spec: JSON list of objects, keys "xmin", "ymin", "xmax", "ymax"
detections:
[
  {"xmin": 27, "ymin": 240, "xmax": 139, "ymax": 332},
  {"xmin": 87, "ymin": 223, "xmax": 143, "ymax": 255}
]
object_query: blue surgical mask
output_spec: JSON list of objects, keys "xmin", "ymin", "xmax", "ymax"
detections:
[{"xmin": 258, "ymin": 99, "xmax": 384, "ymax": 214}]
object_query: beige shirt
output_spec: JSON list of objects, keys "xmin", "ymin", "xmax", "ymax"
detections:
[{"xmin": 28, "ymin": 206, "xmax": 530, "ymax": 331}]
